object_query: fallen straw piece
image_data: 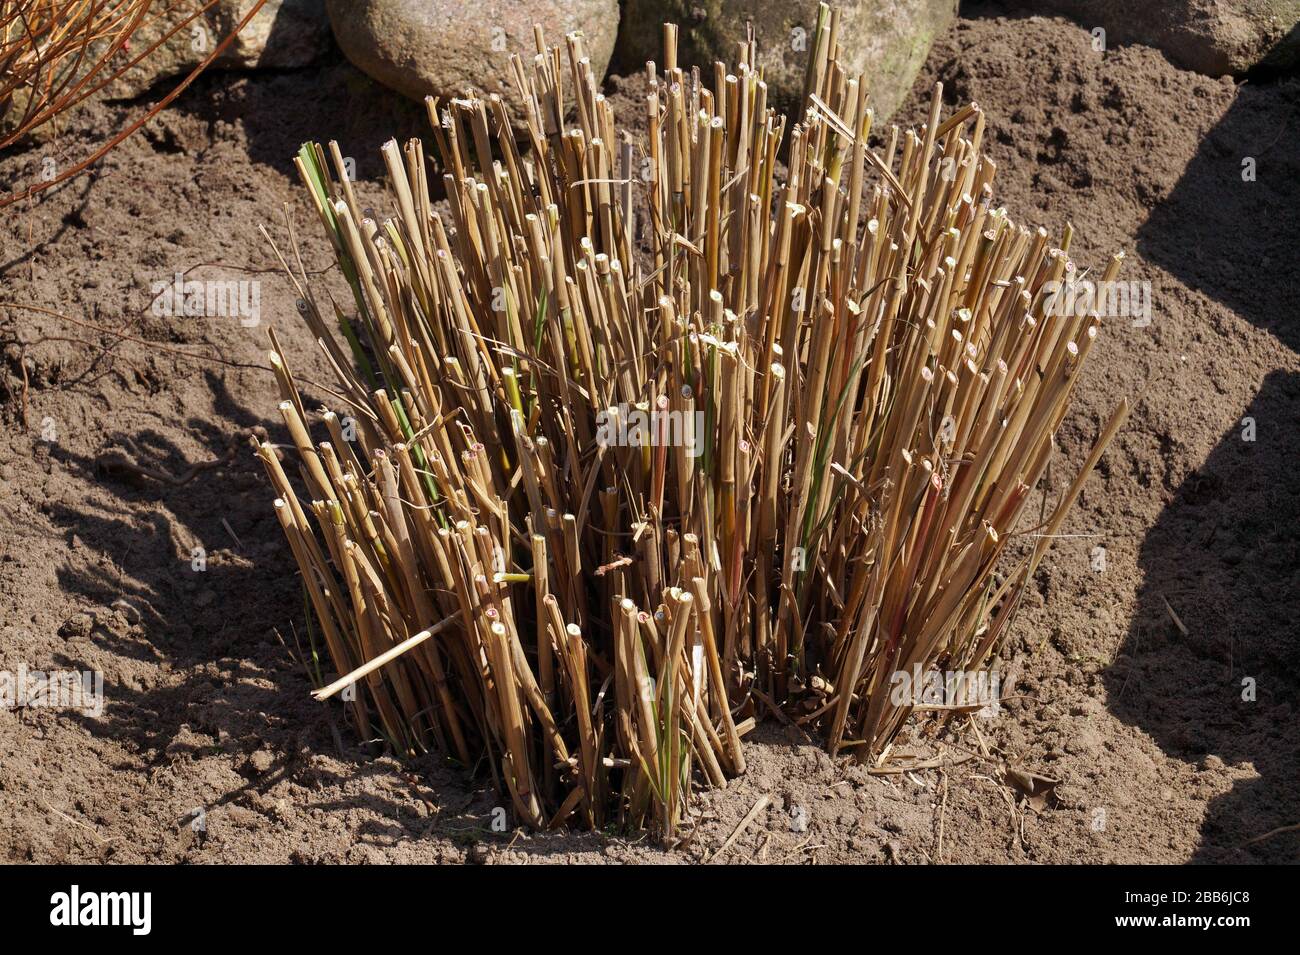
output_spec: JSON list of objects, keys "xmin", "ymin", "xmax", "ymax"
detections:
[
  {"xmin": 312, "ymin": 615, "xmax": 458, "ymax": 701},
  {"xmin": 707, "ymin": 794, "xmax": 771, "ymax": 863}
]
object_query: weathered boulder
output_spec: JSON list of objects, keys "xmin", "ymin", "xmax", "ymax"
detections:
[
  {"xmin": 211, "ymin": 0, "xmax": 333, "ymax": 70},
  {"xmin": 325, "ymin": 0, "xmax": 620, "ymax": 130},
  {"xmin": 102, "ymin": 0, "xmax": 332, "ymax": 99},
  {"xmin": 1001, "ymin": 0, "xmax": 1300, "ymax": 75},
  {"xmin": 616, "ymin": 0, "xmax": 957, "ymax": 123},
  {"xmin": 98, "ymin": 11, "xmax": 199, "ymax": 98}
]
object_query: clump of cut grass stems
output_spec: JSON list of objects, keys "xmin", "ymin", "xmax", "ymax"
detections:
[{"xmin": 256, "ymin": 6, "xmax": 1128, "ymax": 836}]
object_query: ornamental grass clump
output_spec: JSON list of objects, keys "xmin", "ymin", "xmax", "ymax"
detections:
[{"xmin": 256, "ymin": 6, "xmax": 1127, "ymax": 835}]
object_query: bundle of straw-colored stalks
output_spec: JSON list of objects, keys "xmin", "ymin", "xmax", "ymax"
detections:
[{"xmin": 257, "ymin": 5, "xmax": 1127, "ymax": 834}]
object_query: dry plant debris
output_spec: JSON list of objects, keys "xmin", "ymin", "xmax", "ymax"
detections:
[{"xmin": 0, "ymin": 0, "xmax": 267, "ymax": 206}]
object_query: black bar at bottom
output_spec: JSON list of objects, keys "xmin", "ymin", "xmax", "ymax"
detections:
[{"xmin": 0, "ymin": 864, "xmax": 1277, "ymax": 941}]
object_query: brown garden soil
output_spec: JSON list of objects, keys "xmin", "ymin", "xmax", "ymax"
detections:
[{"xmin": 1, "ymin": 3, "xmax": 1297, "ymax": 864}]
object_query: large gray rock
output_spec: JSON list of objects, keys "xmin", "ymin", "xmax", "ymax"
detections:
[
  {"xmin": 325, "ymin": 0, "xmax": 620, "ymax": 129},
  {"xmin": 212, "ymin": 0, "xmax": 333, "ymax": 70},
  {"xmin": 101, "ymin": 0, "xmax": 331, "ymax": 99},
  {"xmin": 1002, "ymin": 0, "xmax": 1300, "ymax": 75},
  {"xmin": 616, "ymin": 0, "xmax": 957, "ymax": 123}
]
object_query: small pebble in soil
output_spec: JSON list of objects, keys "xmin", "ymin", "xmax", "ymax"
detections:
[
  {"xmin": 249, "ymin": 749, "xmax": 275, "ymax": 774},
  {"xmin": 58, "ymin": 612, "xmax": 93, "ymax": 640},
  {"xmin": 111, "ymin": 598, "xmax": 141, "ymax": 625}
]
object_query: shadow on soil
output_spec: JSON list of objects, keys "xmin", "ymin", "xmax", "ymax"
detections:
[
  {"xmin": 1109, "ymin": 64, "xmax": 1300, "ymax": 861},
  {"xmin": 169, "ymin": 55, "xmax": 432, "ymax": 184},
  {"xmin": 1135, "ymin": 78, "xmax": 1300, "ymax": 353},
  {"xmin": 1106, "ymin": 370, "xmax": 1300, "ymax": 862},
  {"xmin": 1107, "ymin": 55, "xmax": 1300, "ymax": 862}
]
